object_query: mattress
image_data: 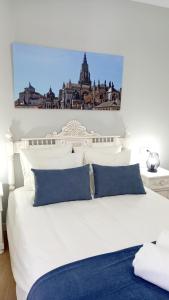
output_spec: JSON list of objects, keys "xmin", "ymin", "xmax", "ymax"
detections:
[{"xmin": 7, "ymin": 187, "xmax": 169, "ymax": 300}]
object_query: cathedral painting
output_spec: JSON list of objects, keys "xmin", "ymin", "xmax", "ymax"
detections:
[{"xmin": 12, "ymin": 43, "xmax": 124, "ymax": 110}]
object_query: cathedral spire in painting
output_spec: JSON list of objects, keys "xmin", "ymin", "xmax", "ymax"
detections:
[{"xmin": 79, "ymin": 53, "xmax": 91, "ymax": 86}]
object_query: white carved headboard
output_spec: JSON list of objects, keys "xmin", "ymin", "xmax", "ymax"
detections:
[{"xmin": 6, "ymin": 120, "xmax": 128, "ymax": 191}]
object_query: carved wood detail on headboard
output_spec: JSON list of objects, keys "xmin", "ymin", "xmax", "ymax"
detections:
[{"xmin": 46, "ymin": 120, "xmax": 98, "ymax": 138}]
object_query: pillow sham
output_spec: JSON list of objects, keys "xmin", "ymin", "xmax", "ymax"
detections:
[
  {"xmin": 20, "ymin": 149, "xmax": 82, "ymax": 188},
  {"xmin": 84, "ymin": 149, "xmax": 131, "ymax": 166},
  {"xmin": 32, "ymin": 165, "xmax": 91, "ymax": 206},
  {"xmin": 92, "ymin": 142, "xmax": 121, "ymax": 149},
  {"xmin": 73, "ymin": 143, "xmax": 121, "ymax": 155},
  {"xmin": 93, "ymin": 163, "xmax": 146, "ymax": 198}
]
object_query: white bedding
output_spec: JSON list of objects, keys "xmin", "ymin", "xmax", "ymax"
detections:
[{"xmin": 7, "ymin": 187, "xmax": 169, "ymax": 300}]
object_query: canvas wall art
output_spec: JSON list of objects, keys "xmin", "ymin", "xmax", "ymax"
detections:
[{"xmin": 12, "ymin": 43, "xmax": 124, "ymax": 111}]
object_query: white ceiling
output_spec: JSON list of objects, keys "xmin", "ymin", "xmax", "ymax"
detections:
[{"xmin": 131, "ymin": 0, "xmax": 169, "ymax": 8}]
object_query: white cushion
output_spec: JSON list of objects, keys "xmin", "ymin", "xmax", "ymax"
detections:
[
  {"xmin": 92, "ymin": 142, "xmax": 121, "ymax": 149},
  {"xmin": 20, "ymin": 146, "xmax": 83, "ymax": 188},
  {"xmin": 73, "ymin": 143, "xmax": 121, "ymax": 155},
  {"xmin": 84, "ymin": 149, "xmax": 131, "ymax": 166}
]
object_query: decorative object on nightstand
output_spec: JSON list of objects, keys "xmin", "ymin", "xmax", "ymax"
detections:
[
  {"xmin": 141, "ymin": 167, "xmax": 169, "ymax": 199},
  {"xmin": 146, "ymin": 150, "xmax": 160, "ymax": 173},
  {"xmin": 0, "ymin": 182, "xmax": 4, "ymax": 253}
]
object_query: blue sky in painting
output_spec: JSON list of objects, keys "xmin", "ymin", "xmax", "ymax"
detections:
[{"xmin": 12, "ymin": 43, "xmax": 124, "ymax": 100}]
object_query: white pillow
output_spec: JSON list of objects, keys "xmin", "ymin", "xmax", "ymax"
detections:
[
  {"xmin": 74, "ymin": 143, "xmax": 121, "ymax": 155},
  {"xmin": 20, "ymin": 146, "xmax": 81, "ymax": 188},
  {"xmin": 84, "ymin": 149, "xmax": 131, "ymax": 166},
  {"xmin": 21, "ymin": 152, "xmax": 83, "ymax": 189},
  {"xmin": 92, "ymin": 142, "xmax": 121, "ymax": 149}
]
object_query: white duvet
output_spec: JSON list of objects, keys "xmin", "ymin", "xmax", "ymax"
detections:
[{"xmin": 7, "ymin": 187, "xmax": 169, "ymax": 300}]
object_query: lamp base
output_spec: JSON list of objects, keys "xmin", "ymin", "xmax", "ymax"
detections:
[{"xmin": 147, "ymin": 168, "xmax": 157, "ymax": 173}]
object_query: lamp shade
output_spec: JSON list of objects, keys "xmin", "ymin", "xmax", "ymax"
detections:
[{"xmin": 146, "ymin": 150, "xmax": 160, "ymax": 173}]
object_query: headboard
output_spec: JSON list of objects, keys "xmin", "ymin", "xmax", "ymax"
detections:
[{"xmin": 6, "ymin": 120, "xmax": 129, "ymax": 191}]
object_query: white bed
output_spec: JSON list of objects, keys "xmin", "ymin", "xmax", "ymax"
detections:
[
  {"xmin": 6, "ymin": 120, "xmax": 169, "ymax": 300},
  {"xmin": 7, "ymin": 187, "xmax": 169, "ymax": 300}
]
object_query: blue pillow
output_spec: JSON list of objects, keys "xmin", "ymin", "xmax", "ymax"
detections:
[
  {"xmin": 92, "ymin": 163, "xmax": 146, "ymax": 198},
  {"xmin": 32, "ymin": 165, "xmax": 91, "ymax": 206}
]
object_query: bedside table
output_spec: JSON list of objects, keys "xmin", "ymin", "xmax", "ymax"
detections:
[
  {"xmin": 0, "ymin": 183, "xmax": 4, "ymax": 253},
  {"xmin": 141, "ymin": 167, "xmax": 169, "ymax": 199}
]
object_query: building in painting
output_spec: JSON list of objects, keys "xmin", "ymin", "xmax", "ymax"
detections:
[
  {"xmin": 15, "ymin": 83, "xmax": 59, "ymax": 108},
  {"xmin": 15, "ymin": 53, "xmax": 121, "ymax": 110},
  {"xmin": 15, "ymin": 83, "xmax": 44, "ymax": 107},
  {"xmin": 43, "ymin": 87, "xmax": 59, "ymax": 109},
  {"xmin": 59, "ymin": 53, "xmax": 121, "ymax": 110}
]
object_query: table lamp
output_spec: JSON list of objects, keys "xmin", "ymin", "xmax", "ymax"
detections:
[{"xmin": 146, "ymin": 150, "xmax": 160, "ymax": 173}]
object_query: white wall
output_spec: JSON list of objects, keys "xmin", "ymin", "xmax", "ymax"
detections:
[{"xmin": 1, "ymin": 0, "xmax": 169, "ymax": 215}]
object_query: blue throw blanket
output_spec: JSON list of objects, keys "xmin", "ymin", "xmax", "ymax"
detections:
[{"xmin": 27, "ymin": 245, "xmax": 169, "ymax": 300}]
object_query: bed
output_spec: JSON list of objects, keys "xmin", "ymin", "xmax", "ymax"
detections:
[{"xmin": 6, "ymin": 120, "xmax": 169, "ymax": 300}]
